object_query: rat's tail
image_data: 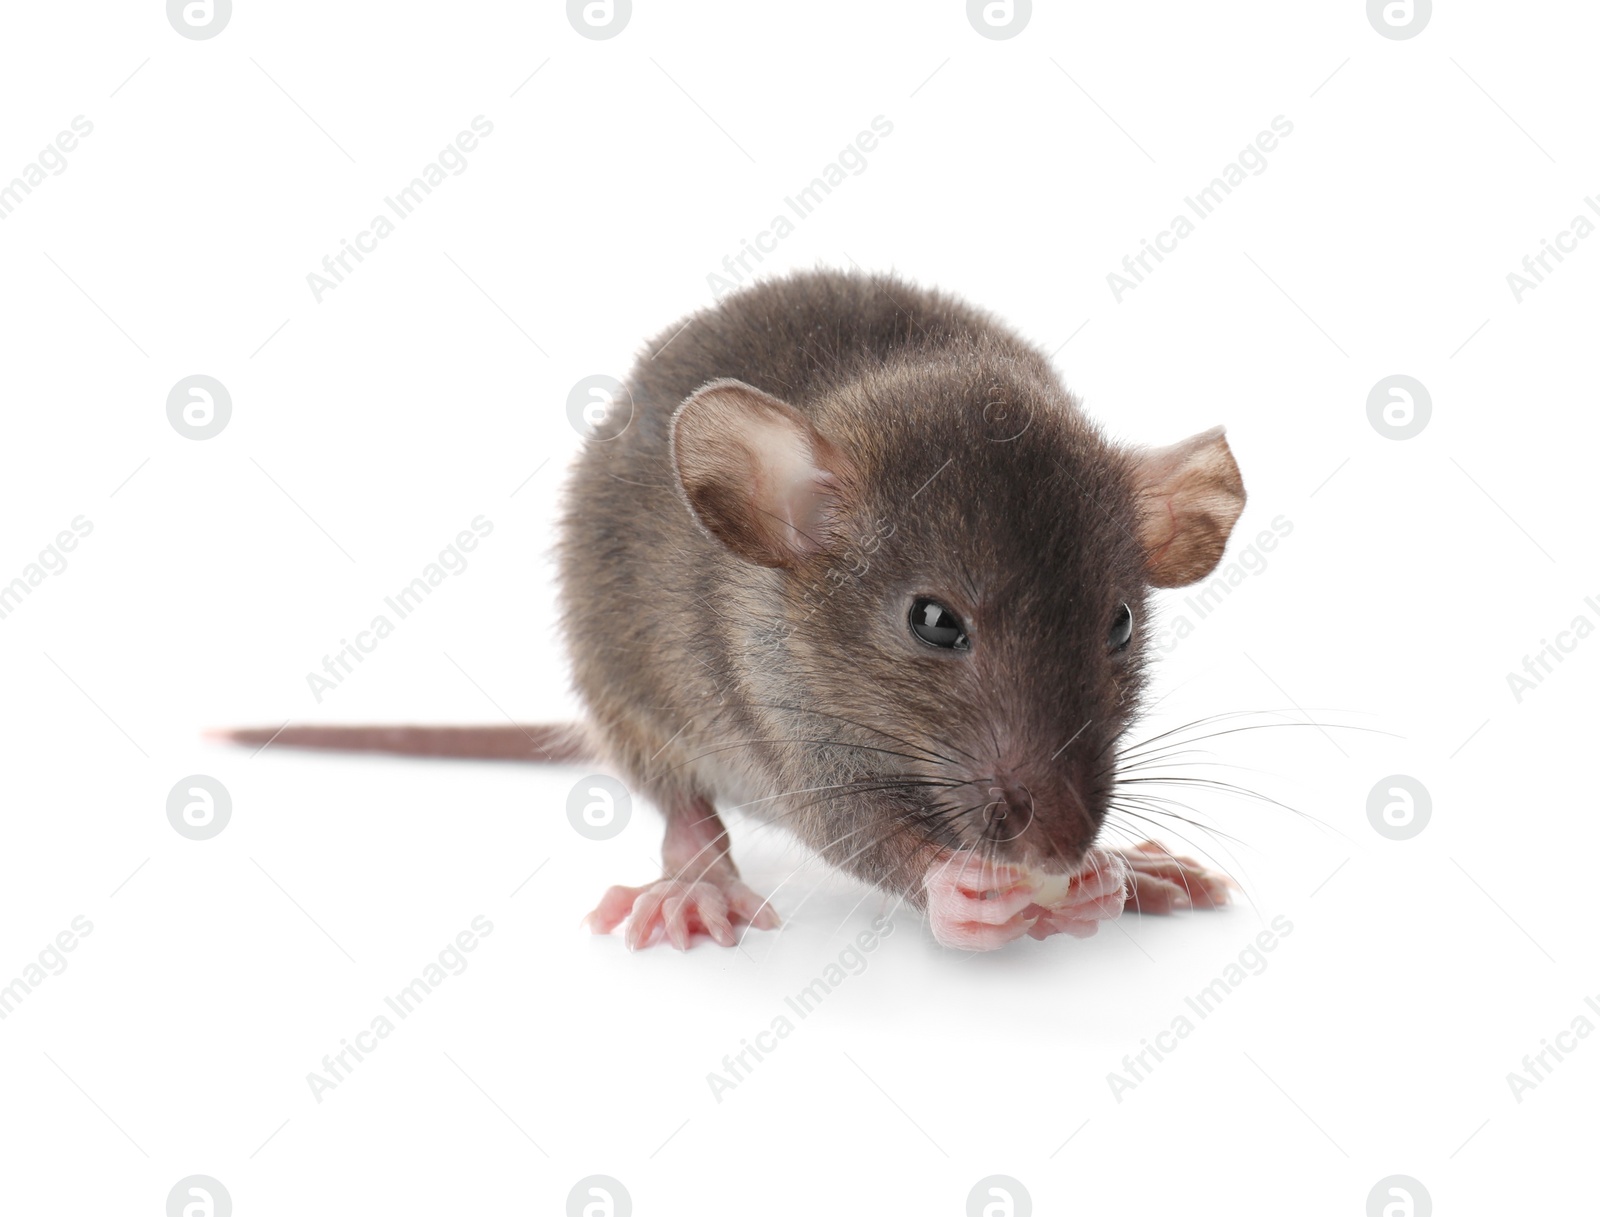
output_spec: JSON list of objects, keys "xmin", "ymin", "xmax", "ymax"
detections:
[{"xmin": 207, "ymin": 723, "xmax": 592, "ymax": 763}]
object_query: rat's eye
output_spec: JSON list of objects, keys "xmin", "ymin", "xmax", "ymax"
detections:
[
  {"xmin": 909, "ymin": 598, "xmax": 969, "ymax": 651},
  {"xmin": 1108, "ymin": 603, "xmax": 1134, "ymax": 652}
]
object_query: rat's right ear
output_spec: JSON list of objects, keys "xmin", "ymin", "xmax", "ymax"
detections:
[
  {"xmin": 670, "ymin": 379, "xmax": 854, "ymax": 569},
  {"xmin": 1129, "ymin": 426, "xmax": 1246, "ymax": 588}
]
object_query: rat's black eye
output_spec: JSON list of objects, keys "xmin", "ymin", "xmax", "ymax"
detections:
[
  {"xmin": 1108, "ymin": 603, "xmax": 1134, "ymax": 652},
  {"xmin": 909, "ymin": 598, "xmax": 969, "ymax": 651}
]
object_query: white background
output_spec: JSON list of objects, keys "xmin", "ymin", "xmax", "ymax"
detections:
[{"xmin": 1, "ymin": 1, "xmax": 1595, "ymax": 1213}]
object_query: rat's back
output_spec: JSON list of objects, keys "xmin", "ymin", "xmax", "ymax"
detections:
[{"xmin": 629, "ymin": 269, "xmax": 1045, "ymax": 419}]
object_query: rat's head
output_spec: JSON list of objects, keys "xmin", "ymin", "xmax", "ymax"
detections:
[{"xmin": 669, "ymin": 364, "xmax": 1244, "ymax": 893}]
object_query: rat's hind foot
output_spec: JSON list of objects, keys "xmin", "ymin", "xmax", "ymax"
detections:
[
  {"xmin": 585, "ymin": 794, "xmax": 779, "ymax": 949},
  {"xmin": 1111, "ymin": 840, "xmax": 1233, "ymax": 913},
  {"xmin": 586, "ymin": 875, "xmax": 780, "ymax": 950}
]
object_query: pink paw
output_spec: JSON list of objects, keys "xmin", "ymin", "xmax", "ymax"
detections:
[
  {"xmin": 585, "ymin": 876, "xmax": 780, "ymax": 950},
  {"xmin": 1114, "ymin": 841, "xmax": 1233, "ymax": 913},
  {"xmin": 923, "ymin": 848, "xmax": 1130, "ymax": 950}
]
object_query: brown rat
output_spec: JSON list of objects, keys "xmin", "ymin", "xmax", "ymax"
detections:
[{"xmin": 222, "ymin": 269, "xmax": 1246, "ymax": 950}]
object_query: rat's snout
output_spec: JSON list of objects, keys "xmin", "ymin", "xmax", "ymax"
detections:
[{"xmin": 977, "ymin": 766, "xmax": 1104, "ymax": 873}]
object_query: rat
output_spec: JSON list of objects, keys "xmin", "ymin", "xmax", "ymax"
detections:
[{"xmin": 220, "ymin": 269, "xmax": 1246, "ymax": 951}]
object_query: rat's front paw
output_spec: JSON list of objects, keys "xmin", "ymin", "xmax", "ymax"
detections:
[
  {"xmin": 1020, "ymin": 849, "xmax": 1131, "ymax": 940},
  {"xmin": 585, "ymin": 875, "xmax": 780, "ymax": 950},
  {"xmin": 923, "ymin": 848, "xmax": 1130, "ymax": 950},
  {"xmin": 1111, "ymin": 840, "xmax": 1233, "ymax": 914},
  {"xmin": 923, "ymin": 855, "xmax": 1040, "ymax": 951}
]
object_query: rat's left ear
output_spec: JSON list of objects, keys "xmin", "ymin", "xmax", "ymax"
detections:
[
  {"xmin": 670, "ymin": 378, "xmax": 855, "ymax": 569},
  {"xmin": 1129, "ymin": 426, "xmax": 1246, "ymax": 587}
]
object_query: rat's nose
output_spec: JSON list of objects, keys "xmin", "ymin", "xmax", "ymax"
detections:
[
  {"xmin": 981, "ymin": 783, "xmax": 1034, "ymax": 841},
  {"xmin": 978, "ymin": 766, "xmax": 1101, "ymax": 869}
]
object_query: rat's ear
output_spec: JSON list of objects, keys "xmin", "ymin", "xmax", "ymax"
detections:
[
  {"xmin": 670, "ymin": 378, "xmax": 853, "ymax": 569},
  {"xmin": 1129, "ymin": 426, "xmax": 1246, "ymax": 587}
]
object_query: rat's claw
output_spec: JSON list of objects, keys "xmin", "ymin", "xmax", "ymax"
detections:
[
  {"xmin": 724, "ymin": 880, "xmax": 781, "ymax": 931},
  {"xmin": 661, "ymin": 893, "xmax": 693, "ymax": 950},
  {"xmin": 588, "ymin": 876, "xmax": 777, "ymax": 950},
  {"xmin": 624, "ymin": 884, "xmax": 674, "ymax": 950}
]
